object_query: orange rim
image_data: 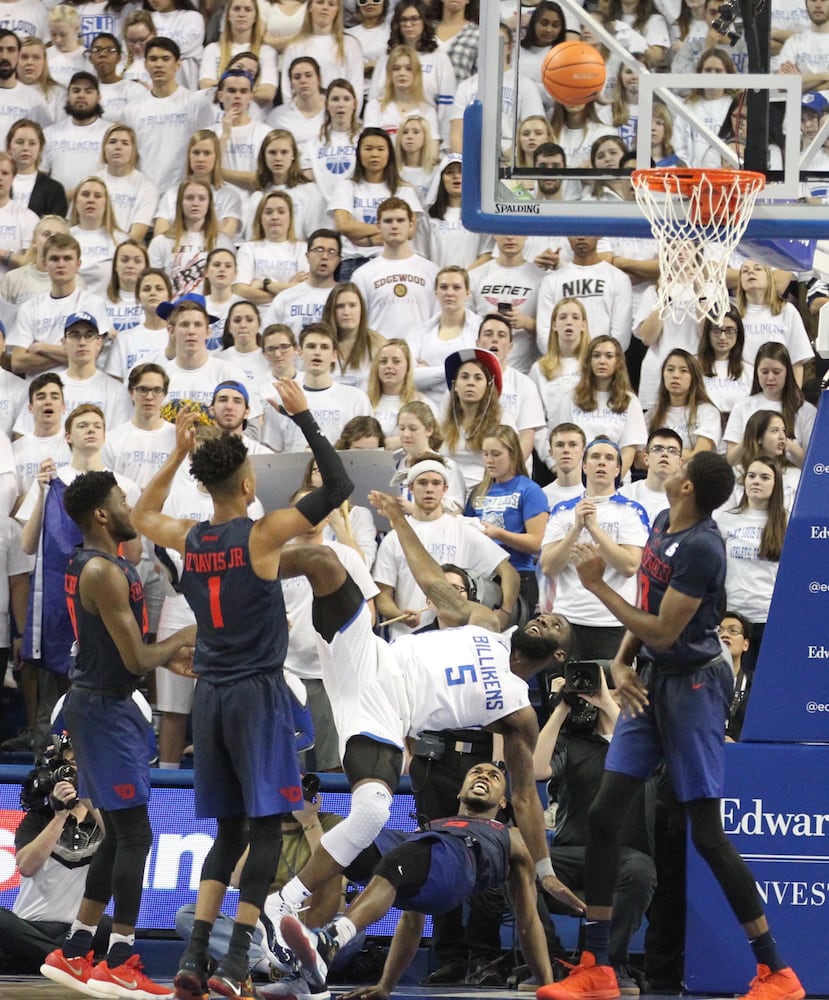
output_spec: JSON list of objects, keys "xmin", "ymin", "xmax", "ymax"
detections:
[{"xmin": 632, "ymin": 167, "xmax": 766, "ymax": 197}]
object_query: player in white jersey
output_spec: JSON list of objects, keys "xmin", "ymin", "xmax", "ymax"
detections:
[{"xmin": 267, "ymin": 488, "xmax": 583, "ymax": 946}]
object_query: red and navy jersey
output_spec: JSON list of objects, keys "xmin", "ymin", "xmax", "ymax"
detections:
[
  {"xmin": 181, "ymin": 516, "xmax": 288, "ymax": 682},
  {"xmin": 65, "ymin": 547, "xmax": 146, "ymax": 693},
  {"xmin": 638, "ymin": 509, "xmax": 726, "ymax": 669},
  {"xmin": 424, "ymin": 815, "xmax": 512, "ymax": 892}
]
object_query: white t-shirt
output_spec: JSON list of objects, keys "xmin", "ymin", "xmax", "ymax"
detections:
[
  {"xmin": 41, "ymin": 118, "xmax": 110, "ymax": 193},
  {"xmin": 280, "ymin": 33, "xmax": 364, "ymax": 100},
  {"xmin": 634, "ymin": 285, "xmax": 703, "ymax": 411},
  {"xmin": 267, "ymin": 379, "xmax": 372, "ymax": 450},
  {"xmin": 13, "ymin": 369, "xmax": 131, "ymax": 436},
  {"xmin": 123, "ymin": 87, "xmax": 214, "ymax": 191},
  {"xmin": 352, "ymin": 252, "xmax": 439, "ymax": 338},
  {"xmin": 104, "ymin": 325, "xmax": 169, "ymax": 379},
  {"xmin": 0, "ymin": 515, "xmax": 33, "ymax": 643},
  {"xmin": 303, "ymin": 129, "xmax": 358, "ymax": 199},
  {"xmin": 200, "ymin": 41, "xmax": 278, "ymax": 89},
  {"xmin": 12, "ymin": 431, "xmax": 72, "ymax": 496},
  {"xmin": 471, "ymin": 260, "xmax": 543, "ymax": 374},
  {"xmin": 0, "ymin": 82, "xmax": 53, "ymax": 139},
  {"xmin": 499, "ymin": 366, "xmax": 545, "ymax": 436},
  {"xmin": 723, "ymin": 395, "xmax": 816, "ymax": 452},
  {"xmin": 618, "ymin": 478, "xmax": 670, "ymax": 530},
  {"xmin": 93, "ymin": 169, "xmax": 159, "ymax": 234},
  {"xmin": 99, "ymin": 77, "xmax": 148, "ymax": 123},
  {"xmin": 0, "ymin": 368, "xmax": 27, "ymax": 437},
  {"xmin": 211, "ymin": 119, "xmax": 272, "ymax": 175},
  {"xmin": 235, "ymin": 238, "xmax": 308, "ymax": 287},
  {"xmin": 261, "ymin": 280, "xmax": 332, "ymax": 334},
  {"xmin": 702, "ymin": 359, "xmax": 754, "ymax": 418},
  {"xmin": 658, "ymin": 402, "xmax": 722, "ymax": 451},
  {"xmin": 0, "ymin": 199, "xmax": 36, "ymax": 279},
  {"xmin": 151, "ymin": 9, "xmax": 205, "ymax": 89},
  {"xmin": 740, "ymin": 301, "xmax": 814, "ymax": 367},
  {"xmin": 7, "ymin": 288, "xmax": 111, "ymax": 358},
  {"xmin": 372, "ymin": 513, "xmax": 507, "ymax": 637},
  {"xmin": 559, "ymin": 389, "xmax": 649, "ymax": 452},
  {"xmin": 415, "ymin": 208, "xmax": 493, "ymax": 272},
  {"xmin": 102, "ymin": 420, "xmax": 178, "ymax": 487},
  {"xmin": 327, "ymin": 178, "xmax": 422, "ymax": 259},
  {"xmin": 536, "ymin": 261, "xmax": 634, "ymax": 353},
  {"xmin": 715, "ymin": 507, "xmax": 780, "ymax": 623},
  {"xmin": 542, "ymin": 492, "xmax": 649, "ymax": 626},
  {"xmin": 0, "ymin": 0, "xmax": 48, "ymax": 39}
]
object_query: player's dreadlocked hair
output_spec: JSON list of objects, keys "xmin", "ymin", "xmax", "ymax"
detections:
[
  {"xmin": 687, "ymin": 451, "xmax": 735, "ymax": 515},
  {"xmin": 189, "ymin": 434, "xmax": 249, "ymax": 496},
  {"xmin": 63, "ymin": 470, "xmax": 118, "ymax": 528}
]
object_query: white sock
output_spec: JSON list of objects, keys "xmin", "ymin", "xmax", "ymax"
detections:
[
  {"xmin": 108, "ymin": 932, "xmax": 136, "ymax": 949},
  {"xmin": 281, "ymin": 878, "xmax": 311, "ymax": 910},
  {"xmin": 332, "ymin": 917, "xmax": 356, "ymax": 947},
  {"xmin": 69, "ymin": 920, "xmax": 97, "ymax": 938},
  {"xmin": 159, "ymin": 761, "xmax": 180, "ymax": 769}
]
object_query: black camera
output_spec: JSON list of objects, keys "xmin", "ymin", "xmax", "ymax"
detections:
[
  {"xmin": 565, "ymin": 660, "xmax": 603, "ymax": 696},
  {"xmin": 302, "ymin": 772, "xmax": 321, "ymax": 804},
  {"xmin": 20, "ymin": 737, "xmax": 78, "ymax": 812}
]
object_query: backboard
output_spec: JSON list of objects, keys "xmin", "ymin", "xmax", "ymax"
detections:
[{"xmin": 461, "ymin": 0, "xmax": 829, "ymax": 248}]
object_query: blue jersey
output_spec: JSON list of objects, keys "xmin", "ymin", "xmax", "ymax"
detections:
[
  {"xmin": 638, "ymin": 509, "xmax": 726, "ymax": 669},
  {"xmin": 466, "ymin": 475, "xmax": 549, "ymax": 573},
  {"xmin": 181, "ymin": 517, "xmax": 288, "ymax": 683},
  {"xmin": 65, "ymin": 547, "xmax": 146, "ymax": 693}
]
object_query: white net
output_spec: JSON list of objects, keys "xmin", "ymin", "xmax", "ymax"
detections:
[{"xmin": 632, "ymin": 168, "xmax": 766, "ymax": 324}]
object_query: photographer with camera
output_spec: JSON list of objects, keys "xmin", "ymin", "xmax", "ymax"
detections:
[
  {"xmin": 533, "ymin": 664, "xmax": 655, "ymax": 996},
  {"xmin": 0, "ymin": 733, "xmax": 110, "ymax": 974}
]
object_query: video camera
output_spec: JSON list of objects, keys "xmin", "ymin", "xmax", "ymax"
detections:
[
  {"xmin": 550, "ymin": 661, "xmax": 613, "ymax": 731},
  {"xmin": 19, "ymin": 732, "xmax": 79, "ymax": 812}
]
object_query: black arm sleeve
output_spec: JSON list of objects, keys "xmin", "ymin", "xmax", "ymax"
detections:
[{"xmin": 291, "ymin": 410, "xmax": 354, "ymax": 524}]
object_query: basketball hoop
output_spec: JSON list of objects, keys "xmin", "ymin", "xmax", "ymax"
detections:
[{"xmin": 632, "ymin": 167, "xmax": 766, "ymax": 324}]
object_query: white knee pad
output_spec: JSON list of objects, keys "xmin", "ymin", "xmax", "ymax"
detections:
[{"xmin": 321, "ymin": 781, "xmax": 393, "ymax": 868}]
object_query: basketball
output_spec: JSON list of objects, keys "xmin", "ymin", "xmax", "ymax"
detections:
[{"xmin": 541, "ymin": 41, "xmax": 607, "ymax": 106}]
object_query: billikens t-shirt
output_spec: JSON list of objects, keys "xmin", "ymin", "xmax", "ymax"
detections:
[
  {"xmin": 638, "ymin": 509, "xmax": 726, "ymax": 669},
  {"xmin": 466, "ymin": 475, "xmax": 548, "ymax": 573}
]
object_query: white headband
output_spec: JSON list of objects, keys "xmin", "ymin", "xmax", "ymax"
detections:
[{"xmin": 406, "ymin": 459, "xmax": 449, "ymax": 486}]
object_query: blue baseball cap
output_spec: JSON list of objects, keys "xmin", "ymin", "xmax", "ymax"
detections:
[
  {"xmin": 802, "ymin": 93, "xmax": 828, "ymax": 115},
  {"xmin": 64, "ymin": 311, "xmax": 99, "ymax": 333}
]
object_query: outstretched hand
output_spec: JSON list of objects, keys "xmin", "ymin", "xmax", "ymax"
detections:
[
  {"xmin": 174, "ymin": 408, "xmax": 201, "ymax": 457},
  {"xmin": 272, "ymin": 379, "xmax": 309, "ymax": 416},
  {"xmin": 369, "ymin": 490, "xmax": 406, "ymax": 525},
  {"xmin": 540, "ymin": 874, "xmax": 586, "ymax": 915},
  {"xmin": 341, "ymin": 986, "xmax": 390, "ymax": 1000}
]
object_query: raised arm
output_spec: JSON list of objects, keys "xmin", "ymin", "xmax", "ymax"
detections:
[
  {"xmin": 369, "ymin": 491, "xmax": 499, "ymax": 630},
  {"xmin": 131, "ymin": 409, "xmax": 201, "ymax": 555}
]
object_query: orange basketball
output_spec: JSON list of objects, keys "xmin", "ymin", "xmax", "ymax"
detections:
[{"xmin": 541, "ymin": 41, "xmax": 607, "ymax": 106}]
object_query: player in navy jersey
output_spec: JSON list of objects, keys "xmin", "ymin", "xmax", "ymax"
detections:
[
  {"xmin": 41, "ymin": 470, "xmax": 197, "ymax": 1000},
  {"xmin": 280, "ymin": 763, "xmax": 554, "ymax": 998},
  {"xmin": 540, "ymin": 452, "xmax": 803, "ymax": 1000},
  {"xmin": 132, "ymin": 379, "xmax": 353, "ymax": 1000}
]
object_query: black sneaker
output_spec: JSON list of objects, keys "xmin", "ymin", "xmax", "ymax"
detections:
[{"xmin": 174, "ymin": 954, "xmax": 210, "ymax": 1000}]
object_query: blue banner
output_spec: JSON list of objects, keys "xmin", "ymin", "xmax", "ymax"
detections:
[
  {"xmin": 742, "ymin": 389, "xmax": 829, "ymax": 742},
  {"xmin": 686, "ymin": 743, "xmax": 829, "ymax": 993}
]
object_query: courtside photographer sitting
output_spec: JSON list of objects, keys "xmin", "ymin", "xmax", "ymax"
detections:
[{"xmin": 0, "ymin": 732, "xmax": 109, "ymax": 973}]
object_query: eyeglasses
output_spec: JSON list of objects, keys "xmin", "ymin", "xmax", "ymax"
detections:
[
  {"xmin": 718, "ymin": 626, "xmax": 744, "ymax": 636},
  {"xmin": 647, "ymin": 444, "xmax": 681, "ymax": 456},
  {"xmin": 308, "ymin": 247, "xmax": 340, "ymax": 257},
  {"xmin": 399, "ymin": 14, "xmax": 422, "ymax": 22},
  {"xmin": 358, "ymin": 0, "xmax": 381, "ymax": 6},
  {"xmin": 449, "ymin": 583, "xmax": 468, "ymax": 594},
  {"xmin": 712, "ymin": 325, "xmax": 738, "ymax": 336},
  {"xmin": 90, "ymin": 46, "xmax": 118, "ymax": 55},
  {"xmin": 264, "ymin": 344, "xmax": 293, "ymax": 355},
  {"xmin": 65, "ymin": 329, "xmax": 100, "ymax": 341},
  {"xmin": 133, "ymin": 385, "xmax": 165, "ymax": 396}
]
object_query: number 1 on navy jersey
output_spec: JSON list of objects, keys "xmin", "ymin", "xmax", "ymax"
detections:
[{"xmin": 208, "ymin": 575, "xmax": 225, "ymax": 628}]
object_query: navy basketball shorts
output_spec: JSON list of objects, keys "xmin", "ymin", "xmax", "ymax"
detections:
[
  {"xmin": 394, "ymin": 834, "xmax": 478, "ymax": 915},
  {"xmin": 605, "ymin": 657, "xmax": 733, "ymax": 802},
  {"xmin": 63, "ymin": 688, "xmax": 151, "ymax": 812},
  {"xmin": 192, "ymin": 670, "xmax": 302, "ymax": 818}
]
